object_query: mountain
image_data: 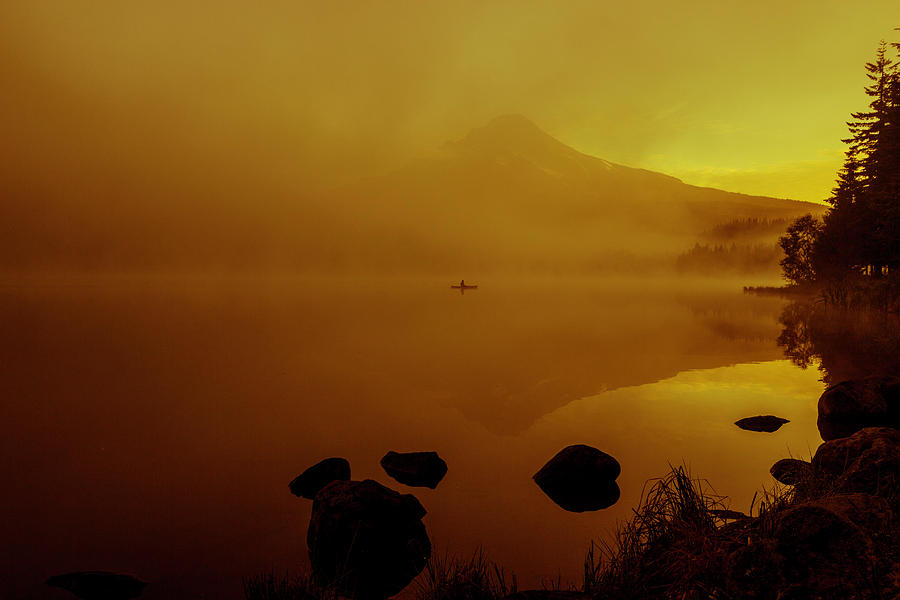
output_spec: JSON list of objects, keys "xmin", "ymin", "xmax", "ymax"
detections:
[
  {"xmin": 449, "ymin": 113, "xmax": 674, "ymax": 183},
  {"xmin": 0, "ymin": 114, "xmax": 823, "ymax": 273},
  {"xmin": 317, "ymin": 115, "xmax": 823, "ymax": 273}
]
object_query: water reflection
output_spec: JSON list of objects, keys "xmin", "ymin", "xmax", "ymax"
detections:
[
  {"xmin": 450, "ymin": 281, "xmax": 479, "ymax": 295},
  {"xmin": 0, "ymin": 277, "xmax": 824, "ymax": 598},
  {"xmin": 537, "ymin": 480, "xmax": 620, "ymax": 512},
  {"xmin": 777, "ymin": 299, "xmax": 900, "ymax": 441},
  {"xmin": 777, "ymin": 300, "xmax": 900, "ymax": 384}
]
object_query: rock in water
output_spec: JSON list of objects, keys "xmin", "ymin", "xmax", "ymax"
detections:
[
  {"xmin": 734, "ymin": 415, "xmax": 789, "ymax": 432},
  {"xmin": 380, "ymin": 451, "xmax": 448, "ymax": 489},
  {"xmin": 45, "ymin": 572, "xmax": 147, "ymax": 600},
  {"xmin": 770, "ymin": 458, "xmax": 813, "ymax": 485},
  {"xmin": 533, "ymin": 444, "xmax": 621, "ymax": 512},
  {"xmin": 289, "ymin": 457, "xmax": 351, "ymax": 499},
  {"xmin": 307, "ymin": 479, "xmax": 430, "ymax": 600},
  {"xmin": 817, "ymin": 377, "xmax": 900, "ymax": 440}
]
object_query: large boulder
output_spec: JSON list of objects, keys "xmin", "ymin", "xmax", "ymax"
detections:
[
  {"xmin": 770, "ymin": 458, "xmax": 812, "ymax": 485},
  {"xmin": 380, "ymin": 451, "xmax": 448, "ymax": 489},
  {"xmin": 734, "ymin": 415, "xmax": 789, "ymax": 432},
  {"xmin": 289, "ymin": 457, "xmax": 351, "ymax": 499},
  {"xmin": 728, "ymin": 498, "xmax": 879, "ymax": 597},
  {"xmin": 773, "ymin": 500, "xmax": 877, "ymax": 595},
  {"xmin": 727, "ymin": 539, "xmax": 786, "ymax": 596},
  {"xmin": 809, "ymin": 493, "xmax": 893, "ymax": 537},
  {"xmin": 307, "ymin": 479, "xmax": 430, "ymax": 600},
  {"xmin": 817, "ymin": 377, "xmax": 900, "ymax": 440},
  {"xmin": 812, "ymin": 427, "xmax": 900, "ymax": 495},
  {"xmin": 883, "ymin": 562, "xmax": 900, "ymax": 599},
  {"xmin": 45, "ymin": 572, "xmax": 147, "ymax": 600},
  {"xmin": 533, "ymin": 444, "xmax": 621, "ymax": 512}
]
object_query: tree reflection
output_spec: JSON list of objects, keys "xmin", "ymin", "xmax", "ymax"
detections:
[{"xmin": 777, "ymin": 300, "xmax": 900, "ymax": 384}]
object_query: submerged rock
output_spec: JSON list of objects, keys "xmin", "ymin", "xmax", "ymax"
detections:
[
  {"xmin": 380, "ymin": 451, "xmax": 448, "ymax": 489},
  {"xmin": 818, "ymin": 377, "xmax": 900, "ymax": 440},
  {"xmin": 734, "ymin": 415, "xmax": 789, "ymax": 432},
  {"xmin": 289, "ymin": 457, "xmax": 351, "ymax": 499},
  {"xmin": 45, "ymin": 572, "xmax": 147, "ymax": 600},
  {"xmin": 770, "ymin": 458, "xmax": 813, "ymax": 485},
  {"xmin": 533, "ymin": 444, "xmax": 621, "ymax": 512},
  {"xmin": 812, "ymin": 427, "xmax": 900, "ymax": 494},
  {"xmin": 307, "ymin": 479, "xmax": 430, "ymax": 600}
]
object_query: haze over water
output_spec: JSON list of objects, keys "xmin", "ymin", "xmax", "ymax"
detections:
[
  {"xmin": 0, "ymin": 274, "xmax": 824, "ymax": 598},
  {"xmin": 6, "ymin": 3, "xmax": 900, "ymax": 598}
]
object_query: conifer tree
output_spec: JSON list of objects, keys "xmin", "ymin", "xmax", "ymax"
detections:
[{"xmin": 810, "ymin": 36, "xmax": 900, "ymax": 281}]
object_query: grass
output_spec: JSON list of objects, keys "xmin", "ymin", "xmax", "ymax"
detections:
[
  {"xmin": 582, "ymin": 466, "xmax": 735, "ymax": 599},
  {"xmin": 248, "ymin": 462, "xmax": 898, "ymax": 600},
  {"xmin": 414, "ymin": 548, "xmax": 517, "ymax": 600},
  {"xmin": 414, "ymin": 468, "xmax": 773, "ymax": 600},
  {"xmin": 242, "ymin": 550, "xmax": 519, "ymax": 600},
  {"xmin": 242, "ymin": 571, "xmax": 336, "ymax": 600},
  {"xmin": 581, "ymin": 461, "xmax": 900, "ymax": 600}
]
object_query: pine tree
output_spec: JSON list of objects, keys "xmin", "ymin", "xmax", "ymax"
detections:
[
  {"xmin": 844, "ymin": 42, "xmax": 894, "ymax": 185},
  {"xmin": 829, "ymin": 150, "xmax": 862, "ymax": 211},
  {"xmin": 875, "ymin": 34, "xmax": 900, "ymax": 267},
  {"xmin": 818, "ymin": 38, "xmax": 900, "ymax": 277},
  {"xmin": 783, "ymin": 33, "xmax": 900, "ymax": 290}
]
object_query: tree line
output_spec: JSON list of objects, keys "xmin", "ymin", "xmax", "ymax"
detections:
[
  {"xmin": 676, "ymin": 242, "xmax": 780, "ymax": 274},
  {"xmin": 703, "ymin": 217, "xmax": 790, "ymax": 242},
  {"xmin": 780, "ymin": 32, "xmax": 900, "ymax": 305}
]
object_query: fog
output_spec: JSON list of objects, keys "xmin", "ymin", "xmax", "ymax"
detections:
[
  {"xmin": 2, "ymin": 1, "xmax": 883, "ymax": 275},
  {"xmin": 5, "ymin": 6, "xmax": 896, "ymax": 595}
]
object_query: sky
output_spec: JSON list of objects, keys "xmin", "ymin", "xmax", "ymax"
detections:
[{"xmin": 2, "ymin": 1, "xmax": 899, "ymax": 204}]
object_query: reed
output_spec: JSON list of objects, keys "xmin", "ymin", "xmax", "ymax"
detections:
[
  {"xmin": 414, "ymin": 547, "xmax": 517, "ymax": 600},
  {"xmin": 242, "ymin": 570, "xmax": 336, "ymax": 600}
]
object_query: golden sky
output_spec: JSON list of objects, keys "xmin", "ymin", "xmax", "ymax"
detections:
[{"xmin": 2, "ymin": 1, "xmax": 899, "ymax": 202}]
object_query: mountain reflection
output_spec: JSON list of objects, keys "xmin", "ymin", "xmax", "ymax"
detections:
[
  {"xmin": 428, "ymin": 281, "xmax": 789, "ymax": 434},
  {"xmin": 0, "ymin": 277, "xmax": 825, "ymax": 598}
]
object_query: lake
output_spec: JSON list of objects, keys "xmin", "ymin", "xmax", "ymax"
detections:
[{"xmin": 0, "ymin": 274, "xmax": 827, "ymax": 598}]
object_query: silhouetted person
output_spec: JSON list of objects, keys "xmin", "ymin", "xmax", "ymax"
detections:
[{"xmin": 460, "ymin": 279, "xmax": 465, "ymax": 286}]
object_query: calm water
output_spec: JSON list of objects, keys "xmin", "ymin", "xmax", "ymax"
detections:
[{"xmin": 0, "ymin": 275, "xmax": 826, "ymax": 598}]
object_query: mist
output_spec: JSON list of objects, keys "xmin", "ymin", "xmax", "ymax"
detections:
[
  {"xmin": 1, "ymin": 1, "xmax": 890, "ymax": 275},
  {"xmin": 9, "ymin": 6, "xmax": 900, "ymax": 598}
]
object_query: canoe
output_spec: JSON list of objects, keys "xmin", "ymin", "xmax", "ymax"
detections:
[{"xmin": 450, "ymin": 285, "xmax": 478, "ymax": 289}]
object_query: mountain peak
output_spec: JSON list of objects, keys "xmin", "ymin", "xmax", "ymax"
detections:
[
  {"xmin": 481, "ymin": 113, "xmax": 545, "ymax": 134},
  {"xmin": 450, "ymin": 114, "xmax": 613, "ymax": 177},
  {"xmin": 459, "ymin": 114, "xmax": 564, "ymax": 153}
]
